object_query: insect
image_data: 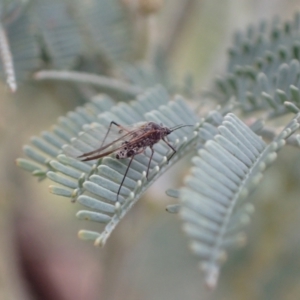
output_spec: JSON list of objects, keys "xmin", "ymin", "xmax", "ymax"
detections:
[{"xmin": 78, "ymin": 121, "xmax": 193, "ymax": 201}]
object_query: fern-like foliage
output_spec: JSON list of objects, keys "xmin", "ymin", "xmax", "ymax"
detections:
[
  {"xmin": 16, "ymin": 94, "xmax": 114, "ymax": 178},
  {"xmin": 227, "ymin": 13, "xmax": 300, "ymax": 72},
  {"xmin": 0, "ymin": 0, "xmax": 26, "ymax": 91},
  {"xmin": 120, "ymin": 62, "xmax": 170, "ymax": 91},
  {"xmin": 29, "ymin": 0, "xmax": 84, "ymax": 69},
  {"xmin": 50, "ymin": 87, "xmax": 198, "ymax": 246},
  {"xmin": 209, "ymin": 13, "xmax": 300, "ymax": 116},
  {"xmin": 15, "ymin": 3, "xmax": 300, "ymax": 291},
  {"xmin": 17, "ymin": 86, "xmax": 202, "ymax": 245},
  {"xmin": 0, "ymin": 0, "xmax": 135, "ymax": 86},
  {"xmin": 119, "ymin": 48, "xmax": 172, "ymax": 91},
  {"xmin": 179, "ymin": 111, "xmax": 300, "ymax": 289},
  {"xmin": 211, "ymin": 59, "xmax": 300, "ymax": 116},
  {"xmin": 0, "ymin": 1, "xmax": 40, "ymax": 85},
  {"xmin": 73, "ymin": 0, "xmax": 134, "ymax": 64}
]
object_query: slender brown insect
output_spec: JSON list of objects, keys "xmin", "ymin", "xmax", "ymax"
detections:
[{"xmin": 78, "ymin": 121, "xmax": 192, "ymax": 201}]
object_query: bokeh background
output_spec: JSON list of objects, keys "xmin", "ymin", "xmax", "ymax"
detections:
[{"xmin": 2, "ymin": 0, "xmax": 300, "ymax": 299}]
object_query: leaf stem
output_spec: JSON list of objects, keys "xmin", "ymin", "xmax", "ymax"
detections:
[{"xmin": 34, "ymin": 70, "xmax": 143, "ymax": 97}]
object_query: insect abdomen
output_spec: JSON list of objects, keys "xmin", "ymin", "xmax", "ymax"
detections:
[
  {"xmin": 126, "ymin": 150, "xmax": 135, "ymax": 157},
  {"xmin": 116, "ymin": 147, "xmax": 135, "ymax": 159}
]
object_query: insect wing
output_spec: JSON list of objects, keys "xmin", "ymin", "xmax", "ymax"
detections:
[
  {"xmin": 80, "ymin": 144, "xmax": 125, "ymax": 161},
  {"xmin": 77, "ymin": 122, "xmax": 148, "ymax": 160}
]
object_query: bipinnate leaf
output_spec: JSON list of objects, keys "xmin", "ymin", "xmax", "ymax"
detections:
[
  {"xmin": 47, "ymin": 86, "xmax": 200, "ymax": 246},
  {"xmin": 16, "ymin": 94, "xmax": 114, "ymax": 178},
  {"xmin": 208, "ymin": 13, "xmax": 300, "ymax": 116},
  {"xmin": 179, "ymin": 112, "xmax": 300, "ymax": 289}
]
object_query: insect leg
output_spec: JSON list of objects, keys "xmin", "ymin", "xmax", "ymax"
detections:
[
  {"xmin": 117, "ymin": 155, "xmax": 134, "ymax": 202},
  {"xmin": 78, "ymin": 121, "xmax": 130, "ymax": 160},
  {"xmin": 162, "ymin": 138, "xmax": 176, "ymax": 162},
  {"xmin": 146, "ymin": 146, "xmax": 154, "ymax": 180},
  {"xmin": 100, "ymin": 121, "xmax": 129, "ymax": 148}
]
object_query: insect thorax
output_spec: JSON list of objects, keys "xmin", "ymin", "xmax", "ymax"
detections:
[{"xmin": 115, "ymin": 129, "xmax": 165, "ymax": 159}]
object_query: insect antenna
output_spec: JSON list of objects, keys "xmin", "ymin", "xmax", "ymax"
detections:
[{"xmin": 170, "ymin": 124, "xmax": 194, "ymax": 132}]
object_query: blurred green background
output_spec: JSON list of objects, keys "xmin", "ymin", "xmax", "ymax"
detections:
[{"xmin": 2, "ymin": 0, "xmax": 300, "ymax": 299}]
